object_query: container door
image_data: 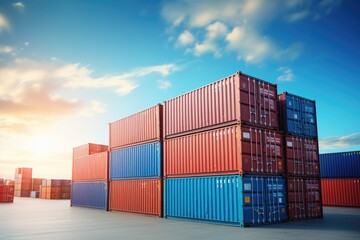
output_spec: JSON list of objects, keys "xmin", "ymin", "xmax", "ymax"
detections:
[
  {"xmin": 242, "ymin": 176, "xmax": 266, "ymax": 225},
  {"xmin": 266, "ymin": 176, "xmax": 287, "ymax": 223}
]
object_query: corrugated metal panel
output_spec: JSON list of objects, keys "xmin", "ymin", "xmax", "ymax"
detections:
[
  {"xmin": 71, "ymin": 181, "xmax": 108, "ymax": 210},
  {"xmin": 287, "ymin": 178, "xmax": 306, "ymax": 221},
  {"xmin": 164, "ymin": 125, "xmax": 284, "ymax": 177},
  {"xmin": 305, "ymin": 178, "xmax": 322, "ymax": 218},
  {"xmin": 110, "ymin": 142, "xmax": 161, "ymax": 180},
  {"xmin": 278, "ymin": 92, "xmax": 318, "ymax": 138},
  {"xmin": 109, "ymin": 104, "xmax": 162, "ymax": 150},
  {"xmin": 320, "ymin": 151, "xmax": 360, "ymax": 178},
  {"xmin": 72, "ymin": 151, "xmax": 109, "ymax": 181},
  {"xmin": 321, "ymin": 179, "xmax": 360, "ymax": 207},
  {"xmin": 164, "ymin": 175, "xmax": 286, "ymax": 226},
  {"xmin": 285, "ymin": 135, "xmax": 319, "ymax": 177},
  {"xmin": 109, "ymin": 179, "xmax": 162, "ymax": 216},
  {"xmin": 0, "ymin": 185, "xmax": 14, "ymax": 203},
  {"xmin": 164, "ymin": 72, "xmax": 278, "ymax": 139},
  {"xmin": 73, "ymin": 143, "xmax": 108, "ymax": 159}
]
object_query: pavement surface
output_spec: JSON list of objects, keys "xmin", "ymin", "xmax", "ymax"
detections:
[{"xmin": 0, "ymin": 197, "xmax": 359, "ymax": 240}]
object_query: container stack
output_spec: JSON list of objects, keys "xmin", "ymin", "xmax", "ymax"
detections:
[
  {"xmin": 30, "ymin": 178, "xmax": 44, "ymax": 198},
  {"xmin": 14, "ymin": 168, "xmax": 32, "ymax": 197},
  {"xmin": 163, "ymin": 72, "xmax": 287, "ymax": 226},
  {"xmin": 108, "ymin": 104, "xmax": 162, "ymax": 217},
  {"xmin": 71, "ymin": 143, "xmax": 109, "ymax": 210},
  {"xmin": 278, "ymin": 92, "xmax": 323, "ymax": 221},
  {"xmin": 320, "ymin": 151, "xmax": 360, "ymax": 207},
  {"xmin": 40, "ymin": 179, "xmax": 71, "ymax": 200},
  {"xmin": 0, "ymin": 179, "xmax": 14, "ymax": 203}
]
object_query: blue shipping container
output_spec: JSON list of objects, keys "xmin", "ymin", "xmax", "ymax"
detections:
[
  {"xmin": 71, "ymin": 181, "xmax": 108, "ymax": 210},
  {"xmin": 320, "ymin": 151, "xmax": 360, "ymax": 178},
  {"xmin": 278, "ymin": 92, "xmax": 317, "ymax": 138},
  {"xmin": 164, "ymin": 175, "xmax": 287, "ymax": 227},
  {"xmin": 110, "ymin": 141, "xmax": 161, "ymax": 180}
]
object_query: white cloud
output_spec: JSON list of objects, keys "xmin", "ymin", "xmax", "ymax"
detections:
[
  {"xmin": 319, "ymin": 0, "xmax": 342, "ymax": 14},
  {"xmin": 0, "ymin": 14, "xmax": 10, "ymax": 32},
  {"xmin": 13, "ymin": 2, "xmax": 25, "ymax": 9},
  {"xmin": 320, "ymin": 132, "xmax": 360, "ymax": 150},
  {"xmin": 226, "ymin": 26, "xmax": 273, "ymax": 63},
  {"xmin": 274, "ymin": 42, "xmax": 304, "ymax": 61},
  {"xmin": 287, "ymin": 10, "xmax": 310, "ymax": 22},
  {"xmin": 157, "ymin": 80, "xmax": 172, "ymax": 90},
  {"xmin": 24, "ymin": 42, "xmax": 29, "ymax": 46},
  {"xmin": 162, "ymin": 0, "xmax": 341, "ymax": 63},
  {"xmin": 177, "ymin": 30, "xmax": 195, "ymax": 46},
  {"xmin": 0, "ymin": 58, "xmax": 180, "ymax": 134},
  {"xmin": 277, "ymin": 67, "xmax": 294, "ymax": 82},
  {"xmin": 0, "ymin": 46, "xmax": 13, "ymax": 54}
]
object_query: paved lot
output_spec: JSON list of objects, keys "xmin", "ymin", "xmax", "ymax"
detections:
[{"xmin": 0, "ymin": 198, "xmax": 359, "ymax": 240}]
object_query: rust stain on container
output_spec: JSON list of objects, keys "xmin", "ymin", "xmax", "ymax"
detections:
[
  {"xmin": 109, "ymin": 104, "xmax": 163, "ymax": 150},
  {"xmin": 164, "ymin": 72, "xmax": 278, "ymax": 139},
  {"xmin": 109, "ymin": 179, "xmax": 162, "ymax": 217},
  {"xmin": 164, "ymin": 125, "xmax": 284, "ymax": 177},
  {"xmin": 72, "ymin": 151, "xmax": 109, "ymax": 181}
]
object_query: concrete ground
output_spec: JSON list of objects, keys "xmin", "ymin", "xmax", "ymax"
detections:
[{"xmin": 0, "ymin": 198, "xmax": 359, "ymax": 240}]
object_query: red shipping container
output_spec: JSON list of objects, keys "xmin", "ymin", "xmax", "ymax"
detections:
[
  {"xmin": 72, "ymin": 151, "xmax": 109, "ymax": 181},
  {"xmin": 32, "ymin": 178, "xmax": 44, "ymax": 192},
  {"xmin": 110, "ymin": 179, "xmax": 162, "ymax": 216},
  {"xmin": 0, "ymin": 185, "xmax": 14, "ymax": 203},
  {"xmin": 305, "ymin": 178, "xmax": 322, "ymax": 219},
  {"xmin": 285, "ymin": 136, "xmax": 319, "ymax": 177},
  {"xmin": 321, "ymin": 179, "xmax": 360, "ymax": 207},
  {"xmin": 164, "ymin": 72, "xmax": 278, "ymax": 139},
  {"xmin": 287, "ymin": 178, "xmax": 306, "ymax": 220},
  {"xmin": 164, "ymin": 125, "xmax": 284, "ymax": 177},
  {"xmin": 109, "ymin": 104, "xmax": 163, "ymax": 150},
  {"xmin": 73, "ymin": 143, "xmax": 108, "ymax": 159},
  {"xmin": 287, "ymin": 177, "xmax": 322, "ymax": 220}
]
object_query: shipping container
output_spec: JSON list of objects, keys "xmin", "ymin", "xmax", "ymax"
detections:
[
  {"xmin": 14, "ymin": 168, "xmax": 32, "ymax": 197},
  {"xmin": 320, "ymin": 151, "xmax": 360, "ymax": 178},
  {"xmin": 73, "ymin": 143, "xmax": 108, "ymax": 159},
  {"xmin": 165, "ymin": 125, "xmax": 284, "ymax": 177},
  {"xmin": 287, "ymin": 178, "xmax": 306, "ymax": 220},
  {"xmin": 321, "ymin": 179, "xmax": 360, "ymax": 207},
  {"xmin": 164, "ymin": 175, "xmax": 286, "ymax": 226},
  {"xmin": 71, "ymin": 181, "xmax": 108, "ymax": 210},
  {"xmin": 110, "ymin": 141, "xmax": 161, "ymax": 180},
  {"xmin": 72, "ymin": 151, "xmax": 109, "ymax": 181},
  {"xmin": 285, "ymin": 135, "xmax": 319, "ymax": 177},
  {"xmin": 30, "ymin": 191, "xmax": 40, "ymax": 198},
  {"xmin": 31, "ymin": 178, "xmax": 44, "ymax": 192},
  {"xmin": 0, "ymin": 185, "xmax": 14, "ymax": 203},
  {"xmin": 278, "ymin": 92, "xmax": 317, "ymax": 138},
  {"xmin": 164, "ymin": 72, "xmax": 278, "ymax": 139},
  {"xmin": 287, "ymin": 177, "xmax": 323, "ymax": 220},
  {"xmin": 109, "ymin": 179, "xmax": 162, "ymax": 216},
  {"xmin": 109, "ymin": 104, "xmax": 163, "ymax": 150}
]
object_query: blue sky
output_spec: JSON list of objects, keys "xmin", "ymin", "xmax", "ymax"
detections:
[{"xmin": 0, "ymin": 0, "xmax": 359, "ymax": 179}]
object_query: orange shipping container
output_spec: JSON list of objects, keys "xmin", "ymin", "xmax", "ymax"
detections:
[
  {"xmin": 109, "ymin": 104, "xmax": 162, "ymax": 150},
  {"xmin": 110, "ymin": 179, "xmax": 162, "ymax": 216},
  {"xmin": 73, "ymin": 143, "xmax": 108, "ymax": 159},
  {"xmin": 72, "ymin": 152, "xmax": 109, "ymax": 181},
  {"xmin": 164, "ymin": 125, "xmax": 284, "ymax": 177}
]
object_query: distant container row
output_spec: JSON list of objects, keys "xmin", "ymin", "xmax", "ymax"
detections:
[
  {"xmin": 320, "ymin": 151, "xmax": 360, "ymax": 178},
  {"xmin": 0, "ymin": 179, "xmax": 14, "ymax": 203}
]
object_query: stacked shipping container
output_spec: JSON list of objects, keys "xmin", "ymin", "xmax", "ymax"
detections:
[
  {"xmin": 40, "ymin": 179, "xmax": 71, "ymax": 200},
  {"xmin": 278, "ymin": 92, "xmax": 323, "ymax": 221},
  {"xmin": 0, "ymin": 179, "xmax": 14, "ymax": 203},
  {"xmin": 30, "ymin": 178, "xmax": 44, "ymax": 198},
  {"xmin": 320, "ymin": 151, "xmax": 360, "ymax": 207},
  {"xmin": 163, "ymin": 72, "xmax": 287, "ymax": 226},
  {"xmin": 71, "ymin": 143, "xmax": 109, "ymax": 210},
  {"xmin": 14, "ymin": 168, "xmax": 32, "ymax": 197},
  {"xmin": 109, "ymin": 104, "xmax": 163, "ymax": 216}
]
